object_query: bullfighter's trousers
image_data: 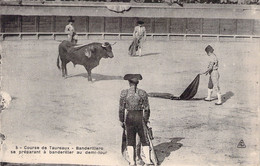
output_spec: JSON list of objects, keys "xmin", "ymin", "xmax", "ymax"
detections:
[
  {"xmin": 125, "ymin": 110, "xmax": 149, "ymax": 146},
  {"xmin": 208, "ymin": 70, "xmax": 220, "ymax": 93}
]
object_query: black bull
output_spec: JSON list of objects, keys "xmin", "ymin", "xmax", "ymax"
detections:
[{"xmin": 57, "ymin": 41, "xmax": 114, "ymax": 81}]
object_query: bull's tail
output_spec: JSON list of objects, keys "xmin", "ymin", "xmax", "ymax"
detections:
[{"xmin": 57, "ymin": 54, "xmax": 61, "ymax": 70}]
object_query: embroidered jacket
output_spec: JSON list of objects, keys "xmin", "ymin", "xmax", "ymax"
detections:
[{"xmin": 119, "ymin": 86, "xmax": 150, "ymax": 123}]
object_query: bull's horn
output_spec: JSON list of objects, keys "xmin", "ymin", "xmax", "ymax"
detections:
[
  {"xmin": 73, "ymin": 44, "xmax": 88, "ymax": 48},
  {"xmin": 101, "ymin": 43, "xmax": 106, "ymax": 47},
  {"xmin": 102, "ymin": 42, "xmax": 110, "ymax": 47},
  {"xmin": 111, "ymin": 42, "xmax": 117, "ymax": 46}
]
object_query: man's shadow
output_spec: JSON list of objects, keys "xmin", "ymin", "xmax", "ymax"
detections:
[
  {"xmin": 154, "ymin": 137, "xmax": 184, "ymax": 165},
  {"xmin": 66, "ymin": 73, "xmax": 123, "ymax": 82},
  {"xmin": 221, "ymin": 91, "xmax": 234, "ymax": 104}
]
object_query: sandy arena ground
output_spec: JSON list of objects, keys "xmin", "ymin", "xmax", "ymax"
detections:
[{"xmin": 0, "ymin": 39, "xmax": 259, "ymax": 166}]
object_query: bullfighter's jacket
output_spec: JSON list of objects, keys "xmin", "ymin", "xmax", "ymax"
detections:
[
  {"xmin": 119, "ymin": 86, "xmax": 150, "ymax": 123},
  {"xmin": 208, "ymin": 53, "xmax": 219, "ymax": 71}
]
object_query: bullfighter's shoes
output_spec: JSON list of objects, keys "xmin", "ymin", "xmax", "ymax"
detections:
[
  {"xmin": 136, "ymin": 158, "xmax": 144, "ymax": 165},
  {"xmin": 204, "ymin": 98, "xmax": 212, "ymax": 102}
]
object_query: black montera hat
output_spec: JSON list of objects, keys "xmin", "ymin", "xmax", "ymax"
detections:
[
  {"xmin": 205, "ymin": 45, "xmax": 214, "ymax": 53},
  {"xmin": 124, "ymin": 74, "xmax": 142, "ymax": 83},
  {"xmin": 68, "ymin": 18, "xmax": 75, "ymax": 23},
  {"xmin": 137, "ymin": 21, "xmax": 144, "ymax": 25}
]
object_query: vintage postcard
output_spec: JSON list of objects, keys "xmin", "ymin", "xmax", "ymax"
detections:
[{"xmin": 0, "ymin": 1, "xmax": 259, "ymax": 166}]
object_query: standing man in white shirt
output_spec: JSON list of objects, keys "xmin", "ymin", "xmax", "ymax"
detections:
[
  {"xmin": 132, "ymin": 21, "xmax": 146, "ymax": 57},
  {"xmin": 201, "ymin": 45, "xmax": 222, "ymax": 105},
  {"xmin": 65, "ymin": 18, "xmax": 78, "ymax": 44}
]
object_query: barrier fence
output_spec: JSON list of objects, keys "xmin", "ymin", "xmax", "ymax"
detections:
[
  {"xmin": 1, "ymin": 16, "xmax": 260, "ymax": 34},
  {"xmin": 1, "ymin": 32, "xmax": 260, "ymax": 41}
]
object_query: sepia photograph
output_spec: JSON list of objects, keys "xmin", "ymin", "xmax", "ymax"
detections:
[{"xmin": 0, "ymin": 0, "xmax": 259, "ymax": 165}]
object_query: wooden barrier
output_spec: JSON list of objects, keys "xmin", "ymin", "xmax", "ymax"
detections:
[
  {"xmin": 21, "ymin": 16, "xmax": 37, "ymax": 32},
  {"xmin": 202, "ymin": 19, "xmax": 219, "ymax": 34},
  {"xmin": 253, "ymin": 20, "xmax": 260, "ymax": 35},
  {"xmin": 1, "ymin": 32, "xmax": 260, "ymax": 41},
  {"xmin": 121, "ymin": 18, "xmax": 136, "ymax": 33},
  {"xmin": 1, "ymin": 16, "xmax": 260, "ymax": 37}
]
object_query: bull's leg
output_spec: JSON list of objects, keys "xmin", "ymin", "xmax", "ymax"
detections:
[
  {"xmin": 61, "ymin": 62, "xmax": 65, "ymax": 77},
  {"xmin": 61, "ymin": 61, "xmax": 68, "ymax": 77},
  {"xmin": 64, "ymin": 64, "xmax": 68, "ymax": 76},
  {"xmin": 85, "ymin": 68, "xmax": 92, "ymax": 81},
  {"xmin": 87, "ymin": 70, "xmax": 92, "ymax": 81}
]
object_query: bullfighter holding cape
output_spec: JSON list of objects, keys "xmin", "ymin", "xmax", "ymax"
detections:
[
  {"xmin": 119, "ymin": 74, "xmax": 158, "ymax": 166},
  {"xmin": 129, "ymin": 21, "xmax": 146, "ymax": 57}
]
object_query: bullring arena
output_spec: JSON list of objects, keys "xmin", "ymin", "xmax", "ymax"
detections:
[{"xmin": 0, "ymin": 1, "xmax": 260, "ymax": 166}]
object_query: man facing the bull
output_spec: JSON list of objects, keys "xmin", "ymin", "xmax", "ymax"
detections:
[
  {"xmin": 64, "ymin": 18, "xmax": 78, "ymax": 44},
  {"xmin": 129, "ymin": 21, "xmax": 146, "ymax": 57},
  {"xmin": 119, "ymin": 74, "xmax": 152, "ymax": 166}
]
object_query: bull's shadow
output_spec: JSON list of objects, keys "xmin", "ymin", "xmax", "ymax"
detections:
[
  {"xmin": 154, "ymin": 137, "xmax": 184, "ymax": 165},
  {"xmin": 67, "ymin": 73, "xmax": 123, "ymax": 82}
]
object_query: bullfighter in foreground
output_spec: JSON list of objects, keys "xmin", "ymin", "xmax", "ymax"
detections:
[
  {"xmin": 129, "ymin": 21, "xmax": 147, "ymax": 57},
  {"xmin": 119, "ymin": 74, "xmax": 153, "ymax": 166},
  {"xmin": 201, "ymin": 45, "xmax": 222, "ymax": 105}
]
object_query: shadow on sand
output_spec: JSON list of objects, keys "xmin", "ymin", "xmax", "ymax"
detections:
[
  {"xmin": 148, "ymin": 92, "xmax": 204, "ymax": 101},
  {"xmin": 142, "ymin": 53, "xmax": 160, "ymax": 57},
  {"xmin": 184, "ymin": 97, "xmax": 205, "ymax": 101},
  {"xmin": 222, "ymin": 91, "xmax": 234, "ymax": 104},
  {"xmin": 66, "ymin": 73, "xmax": 123, "ymax": 81},
  {"xmin": 131, "ymin": 53, "xmax": 160, "ymax": 57},
  {"xmin": 154, "ymin": 137, "xmax": 184, "ymax": 165}
]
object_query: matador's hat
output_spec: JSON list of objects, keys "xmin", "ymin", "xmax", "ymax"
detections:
[
  {"xmin": 124, "ymin": 74, "xmax": 143, "ymax": 83},
  {"xmin": 205, "ymin": 45, "xmax": 214, "ymax": 53},
  {"xmin": 68, "ymin": 18, "xmax": 75, "ymax": 23},
  {"xmin": 137, "ymin": 21, "xmax": 144, "ymax": 25}
]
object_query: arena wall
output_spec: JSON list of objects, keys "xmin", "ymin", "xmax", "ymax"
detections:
[{"xmin": 0, "ymin": 2, "xmax": 260, "ymax": 40}]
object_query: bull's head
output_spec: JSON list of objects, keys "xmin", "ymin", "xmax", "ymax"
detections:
[{"xmin": 101, "ymin": 42, "xmax": 115, "ymax": 58}]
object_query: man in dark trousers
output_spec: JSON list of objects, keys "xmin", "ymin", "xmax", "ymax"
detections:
[{"xmin": 119, "ymin": 74, "xmax": 152, "ymax": 166}]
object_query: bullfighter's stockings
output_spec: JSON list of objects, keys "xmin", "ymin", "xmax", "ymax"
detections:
[
  {"xmin": 205, "ymin": 88, "xmax": 213, "ymax": 101},
  {"xmin": 127, "ymin": 146, "xmax": 135, "ymax": 166},
  {"xmin": 216, "ymin": 93, "xmax": 222, "ymax": 105},
  {"xmin": 143, "ymin": 146, "xmax": 152, "ymax": 165}
]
